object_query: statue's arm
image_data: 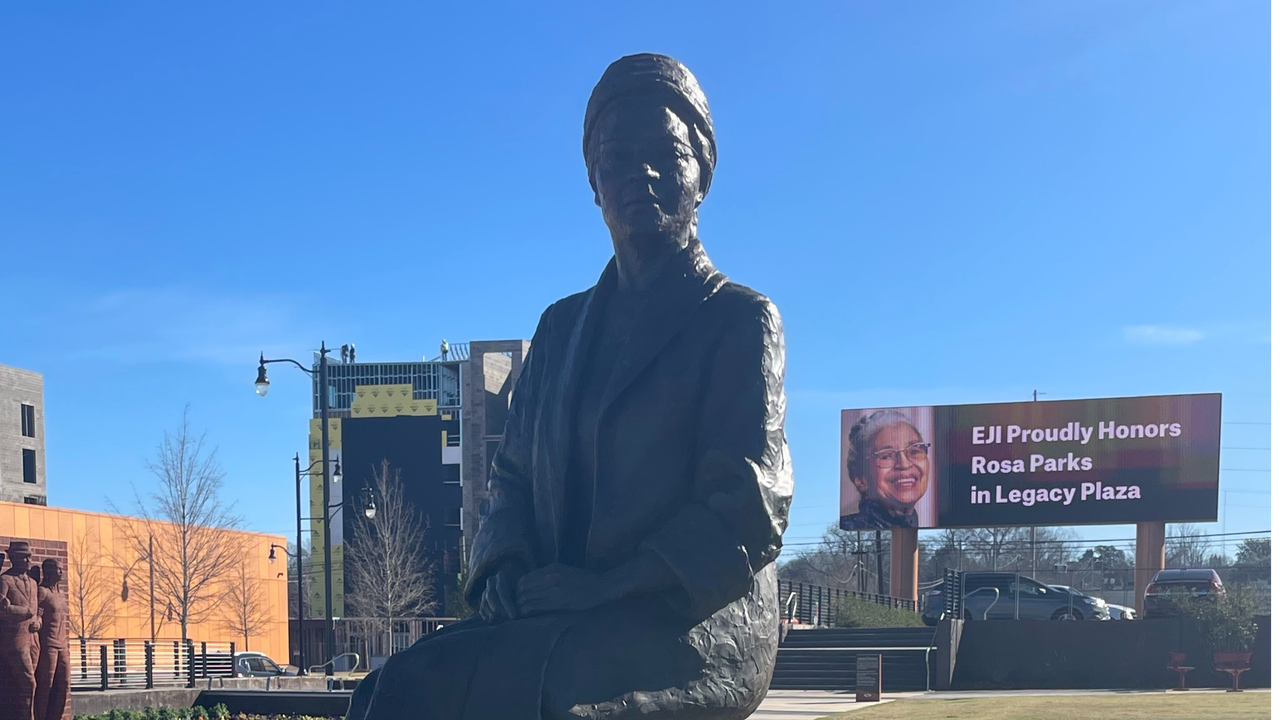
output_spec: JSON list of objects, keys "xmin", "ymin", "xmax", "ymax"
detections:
[
  {"xmin": 0, "ymin": 581, "xmax": 35, "ymax": 619},
  {"xmin": 463, "ymin": 306, "xmax": 554, "ymax": 608},
  {"xmin": 638, "ymin": 296, "xmax": 792, "ymax": 620}
]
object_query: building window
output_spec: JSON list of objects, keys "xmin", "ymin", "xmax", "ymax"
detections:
[
  {"xmin": 22, "ymin": 448, "xmax": 36, "ymax": 484},
  {"xmin": 20, "ymin": 404, "xmax": 35, "ymax": 437},
  {"xmin": 23, "ymin": 495, "xmax": 46, "ymax": 506}
]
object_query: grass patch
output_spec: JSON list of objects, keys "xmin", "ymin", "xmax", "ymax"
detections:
[
  {"xmin": 821, "ymin": 692, "xmax": 1270, "ymax": 720},
  {"xmin": 829, "ymin": 596, "xmax": 924, "ymax": 628}
]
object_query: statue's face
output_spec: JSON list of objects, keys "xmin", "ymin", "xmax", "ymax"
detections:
[
  {"xmin": 590, "ymin": 99, "xmax": 703, "ymax": 243},
  {"xmin": 43, "ymin": 560, "xmax": 61, "ymax": 585},
  {"xmin": 9, "ymin": 552, "xmax": 31, "ymax": 573}
]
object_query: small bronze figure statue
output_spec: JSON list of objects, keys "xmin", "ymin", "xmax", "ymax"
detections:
[
  {"xmin": 349, "ymin": 53, "xmax": 792, "ymax": 720},
  {"xmin": 0, "ymin": 541, "xmax": 42, "ymax": 720},
  {"xmin": 35, "ymin": 559, "xmax": 70, "ymax": 720}
]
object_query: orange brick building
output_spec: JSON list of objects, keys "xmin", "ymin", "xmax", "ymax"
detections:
[{"xmin": 0, "ymin": 501, "xmax": 290, "ymax": 664}]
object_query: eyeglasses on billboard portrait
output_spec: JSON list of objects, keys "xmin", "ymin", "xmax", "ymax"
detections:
[{"xmin": 872, "ymin": 443, "xmax": 931, "ymax": 469}]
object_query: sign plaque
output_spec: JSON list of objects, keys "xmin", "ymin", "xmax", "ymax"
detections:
[{"xmin": 855, "ymin": 654, "xmax": 882, "ymax": 702}]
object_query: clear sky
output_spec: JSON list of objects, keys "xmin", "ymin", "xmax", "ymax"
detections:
[{"xmin": 1, "ymin": 2, "xmax": 1269, "ymax": 561}]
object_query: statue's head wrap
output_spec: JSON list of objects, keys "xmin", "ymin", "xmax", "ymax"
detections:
[{"xmin": 583, "ymin": 53, "xmax": 717, "ymax": 198}]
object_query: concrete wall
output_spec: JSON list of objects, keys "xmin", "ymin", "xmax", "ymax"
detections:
[
  {"xmin": 461, "ymin": 341, "xmax": 528, "ymax": 558},
  {"xmin": 951, "ymin": 616, "xmax": 1270, "ymax": 690},
  {"xmin": 0, "ymin": 363, "xmax": 46, "ymax": 504},
  {"xmin": 0, "ymin": 501, "xmax": 291, "ymax": 663}
]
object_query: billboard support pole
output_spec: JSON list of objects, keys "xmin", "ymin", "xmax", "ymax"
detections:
[
  {"xmin": 1134, "ymin": 521, "xmax": 1166, "ymax": 619},
  {"xmin": 889, "ymin": 528, "xmax": 918, "ymax": 605}
]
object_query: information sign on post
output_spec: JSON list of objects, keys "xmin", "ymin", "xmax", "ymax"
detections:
[{"xmin": 855, "ymin": 654, "xmax": 882, "ymax": 702}]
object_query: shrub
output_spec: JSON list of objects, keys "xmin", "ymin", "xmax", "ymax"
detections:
[
  {"xmin": 829, "ymin": 596, "xmax": 924, "ymax": 628},
  {"xmin": 1167, "ymin": 583, "xmax": 1260, "ymax": 653}
]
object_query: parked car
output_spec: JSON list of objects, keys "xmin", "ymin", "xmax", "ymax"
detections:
[
  {"xmin": 1047, "ymin": 584, "xmax": 1110, "ymax": 611},
  {"xmin": 1142, "ymin": 568, "xmax": 1225, "ymax": 619},
  {"xmin": 922, "ymin": 573, "xmax": 1109, "ymax": 625},
  {"xmin": 234, "ymin": 651, "xmax": 299, "ymax": 678},
  {"xmin": 1107, "ymin": 603, "xmax": 1137, "ymax": 620}
]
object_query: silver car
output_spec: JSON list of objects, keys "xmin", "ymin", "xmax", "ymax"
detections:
[
  {"xmin": 924, "ymin": 574, "xmax": 1110, "ymax": 622},
  {"xmin": 234, "ymin": 651, "xmax": 299, "ymax": 677}
]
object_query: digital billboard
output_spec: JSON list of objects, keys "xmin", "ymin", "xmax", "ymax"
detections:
[{"xmin": 839, "ymin": 393, "xmax": 1221, "ymax": 530}]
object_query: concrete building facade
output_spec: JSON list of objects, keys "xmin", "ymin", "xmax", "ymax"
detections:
[
  {"xmin": 305, "ymin": 340, "xmax": 528, "ymax": 618},
  {"xmin": 0, "ymin": 363, "xmax": 47, "ymax": 506}
]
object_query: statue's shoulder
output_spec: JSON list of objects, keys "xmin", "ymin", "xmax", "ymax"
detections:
[
  {"xmin": 535, "ymin": 290, "xmax": 591, "ymax": 337},
  {"xmin": 709, "ymin": 280, "xmax": 783, "ymax": 330}
]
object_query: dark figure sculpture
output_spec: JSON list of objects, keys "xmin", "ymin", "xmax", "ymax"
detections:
[
  {"xmin": 348, "ymin": 53, "xmax": 791, "ymax": 720},
  {"xmin": 1, "ymin": 541, "xmax": 42, "ymax": 720},
  {"xmin": 35, "ymin": 559, "xmax": 70, "ymax": 720}
]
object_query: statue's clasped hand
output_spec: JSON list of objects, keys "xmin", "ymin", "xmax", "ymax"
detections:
[
  {"xmin": 478, "ymin": 561, "xmax": 524, "ymax": 625},
  {"xmin": 516, "ymin": 563, "xmax": 614, "ymax": 617}
]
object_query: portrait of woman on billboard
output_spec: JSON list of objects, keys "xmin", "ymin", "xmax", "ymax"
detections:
[{"xmin": 840, "ymin": 407, "xmax": 936, "ymax": 530}]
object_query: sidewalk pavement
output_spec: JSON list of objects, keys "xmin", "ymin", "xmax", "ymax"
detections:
[
  {"xmin": 748, "ymin": 687, "xmax": 1272, "ymax": 720},
  {"xmin": 748, "ymin": 690, "xmax": 889, "ymax": 719}
]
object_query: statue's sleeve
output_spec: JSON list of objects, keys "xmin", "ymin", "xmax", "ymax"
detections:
[
  {"xmin": 464, "ymin": 306, "xmax": 554, "ymax": 606},
  {"xmin": 640, "ymin": 296, "xmax": 793, "ymax": 621},
  {"xmin": 0, "ymin": 579, "xmax": 33, "ymax": 618}
]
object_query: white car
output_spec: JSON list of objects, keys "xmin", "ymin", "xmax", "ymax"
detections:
[
  {"xmin": 1047, "ymin": 584, "xmax": 1112, "ymax": 619},
  {"xmin": 1107, "ymin": 604, "xmax": 1136, "ymax": 620}
]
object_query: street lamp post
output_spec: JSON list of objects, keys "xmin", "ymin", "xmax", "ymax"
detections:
[
  {"xmin": 293, "ymin": 453, "xmax": 305, "ymax": 672},
  {"xmin": 268, "ymin": 453, "xmax": 314, "ymax": 672},
  {"xmin": 256, "ymin": 342, "xmax": 341, "ymax": 675},
  {"xmin": 271, "ymin": 457, "xmax": 365, "ymax": 676}
]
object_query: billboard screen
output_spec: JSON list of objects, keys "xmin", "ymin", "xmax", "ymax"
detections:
[{"xmin": 839, "ymin": 393, "xmax": 1221, "ymax": 530}]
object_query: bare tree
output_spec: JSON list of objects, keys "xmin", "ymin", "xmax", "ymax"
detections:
[
  {"xmin": 967, "ymin": 526, "xmax": 1021, "ymax": 571},
  {"xmin": 223, "ymin": 559, "xmax": 272, "ymax": 650},
  {"xmin": 110, "ymin": 406, "xmax": 245, "ymax": 641},
  {"xmin": 1167, "ymin": 523, "xmax": 1213, "ymax": 568},
  {"xmin": 345, "ymin": 460, "xmax": 436, "ymax": 652},
  {"xmin": 779, "ymin": 525, "xmax": 886, "ymax": 594},
  {"xmin": 67, "ymin": 528, "xmax": 117, "ymax": 642}
]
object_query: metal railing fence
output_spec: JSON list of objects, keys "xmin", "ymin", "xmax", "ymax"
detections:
[
  {"xmin": 70, "ymin": 639, "xmax": 236, "ymax": 691},
  {"xmin": 778, "ymin": 579, "xmax": 916, "ymax": 626}
]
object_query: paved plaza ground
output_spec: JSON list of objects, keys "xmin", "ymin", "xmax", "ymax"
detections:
[{"xmin": 750, "ymin": 688, "xmax": 1272, "ymax": 720}]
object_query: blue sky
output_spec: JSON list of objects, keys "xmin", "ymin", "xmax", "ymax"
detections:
[{"xmin": 1, "ymin": 2, "xmax": 1269, "ymax": 560}]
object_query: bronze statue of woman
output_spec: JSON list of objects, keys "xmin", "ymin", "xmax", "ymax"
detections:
[{"xmin": 349, "ymin": 53, "xmax": 792, "ymax": 720}]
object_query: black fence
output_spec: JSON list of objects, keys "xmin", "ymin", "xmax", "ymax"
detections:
[
  {"xmin": 291, "ymin": 617, "xmax": 460, "ymax": 672},
  {"xmin": 71, "ymin": 639, "xmax": 237, "ymax": 691},
  {"xmin": 778, "ymin": 579, "xmax": 917, "ymax": 626}
]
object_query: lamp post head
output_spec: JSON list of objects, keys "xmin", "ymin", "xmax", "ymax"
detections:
[
  {"xmin": 255, "ymin": 357, "xmax": 270, "ymax": 397},
  {"xmin": 332, "ymin": 458, "xmax": 342, "ymax": 483},
  {"xmin": 269, "ymin": 545, "xmax": 278, "ymax": 564}
]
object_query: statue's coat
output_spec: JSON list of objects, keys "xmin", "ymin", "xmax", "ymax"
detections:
[{"xmin": 353, "ymin": 241, "xmax": 792, "ymax": 720}]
